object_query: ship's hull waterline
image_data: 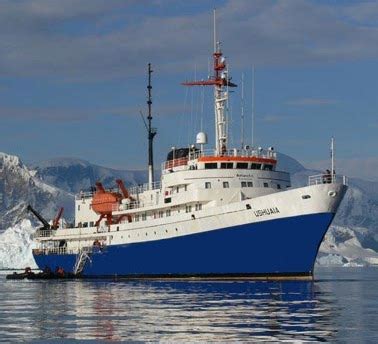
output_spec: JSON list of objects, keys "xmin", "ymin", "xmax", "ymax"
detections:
[{"xmin": 34, "ymin": 212, "xmax": 334, "ymax": 279}]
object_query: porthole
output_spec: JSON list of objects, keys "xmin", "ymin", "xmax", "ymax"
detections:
[
  {"xmin": 328, "ymin": 191, "xmax": 337, "ymax": 197},
  {"xmin": 246, "ymin": 204, "xmax": 251, "ymax": 209},
  {"xmin": 165, "ymin": 229, "xmax": 168, "ymax": 233},
  {"xmin": 146, "ymin": 233, "xmax": 148, "ymax": 236},
  {"xmin": 176, "ymin": 228, "xmax": 178, "ymax": 231}
]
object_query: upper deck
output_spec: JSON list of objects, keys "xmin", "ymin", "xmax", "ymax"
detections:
[{"xmin": 162, "ymin": 147, "xmax": 277, "ymax": 174}]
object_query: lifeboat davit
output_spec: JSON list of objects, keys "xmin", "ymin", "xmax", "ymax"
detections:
[{"xmin": 91, "ymin": 182, "xmax": 122, "ymax": 215}]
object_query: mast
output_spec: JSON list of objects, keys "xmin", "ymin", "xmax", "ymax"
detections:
[
  {"xmin": 182, "ymin": 10, "xmax": 236, "ymax": 156},
  {"xmin": 147, "ymin": 63, "xmax": 156, "ymax": 189},
  {"xmin": 241, "ymin": 73, "xmax": 244, "ymax": 149},
  {"xmin": 331, "ymin": 137, "xmax": 335, "ymax": 183},
  {"xmin": 251, "ymin": 66, "xmax": 255, "ymax": 148}
]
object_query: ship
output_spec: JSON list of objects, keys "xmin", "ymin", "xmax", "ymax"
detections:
[{"xmin": 31, "ymin": 14, "xmax": 347, "ymax": 279}]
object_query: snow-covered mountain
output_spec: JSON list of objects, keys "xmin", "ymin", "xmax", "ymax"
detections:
[
  {"xmin": 0, "ymin": 151, "xmax": 377, "ymax": 269},
  {"xmin": 0, "ymin": 153, "xmax": 73, "ymax": 231},
  {"xmin": 32, "ymin": 157, "xmax": 148, "ymax": 194}
]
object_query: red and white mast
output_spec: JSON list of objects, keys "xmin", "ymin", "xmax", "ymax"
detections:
[{"xmin": 182, "ymin": 10, "xmax": 236, "ymax": 156}]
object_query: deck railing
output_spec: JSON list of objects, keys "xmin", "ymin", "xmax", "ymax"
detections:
[
  {"xmin": 33, "ymin": 229, "xmax": 55, "ymax": 238},
  {"xmin": 162, "ymin": 148, "xmax": 277, "ymax": 171},
  {"xmin": 308, "ymin": 174, "xmax": 347, "ymax": 186}
]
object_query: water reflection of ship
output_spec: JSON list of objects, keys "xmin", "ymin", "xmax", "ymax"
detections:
[{"xmin": 28, "ymin": 280, "xmax": 337, "ymax": 341}]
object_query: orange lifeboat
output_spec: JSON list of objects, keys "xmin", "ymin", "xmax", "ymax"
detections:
[{"xmin": 91, "ymin": 182, "xmax": 122, "ymax": 215}]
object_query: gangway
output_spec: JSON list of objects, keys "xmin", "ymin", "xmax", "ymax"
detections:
[{"xmin": 73, "ymin": 247, "xmax": 92, "ymax": 275}]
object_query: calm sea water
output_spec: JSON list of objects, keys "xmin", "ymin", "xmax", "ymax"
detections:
[{"xmin": 0, "ymin": 267, "xmax": 377, "ymax": 342}]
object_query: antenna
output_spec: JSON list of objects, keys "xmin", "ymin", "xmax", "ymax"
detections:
[
  {"xmin": 251, "ymin": 65, "xmax": 255, "ymax": 147},
  {"xmin": 331, "ymin": 137, "xmax": 335, "ymax": 183},
  {"xmin": 241, "ymin": 72, "xmax": 244, "ymax": 149},
  {"xmin": 147, "ymin": 63, "xmax": 156, "ymax": 189},
  {"xmin": 213, "ymin": 9, "xmax": 217, "ymax": 52}
]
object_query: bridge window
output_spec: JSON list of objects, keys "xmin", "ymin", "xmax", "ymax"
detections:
[
  {"xmin": 205, "ymin": 163, "xmax": 217, "ymax": 169},
  {"xmin": 263, "ymin": 182, "xmax": 269, "ymax": 188},
  {"xmin": 205, "ymin": 182, "xmax": 211, "ymax": 189},
  {"xmin": 251, "ymin": 163, "xmax": 261, "ymax": 170},
  {"xmin": 223, "ymin": 181, "xmax": 229, "ymax": 188},
  {"xmin": 263, "ymin": 164, "xmax": 273, "ymax": 171},
  {"xmin": 221, "ymin": 162, "xmax": 233, "ymax": 169},
  {"xmin": 236, "ymin": 163, "xmax": 248, "ymax": 169}
]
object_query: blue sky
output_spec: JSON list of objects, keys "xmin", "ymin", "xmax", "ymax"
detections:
[{"xmin": 0, "ymin": 0, "xmax": 377, "ymax": 181}]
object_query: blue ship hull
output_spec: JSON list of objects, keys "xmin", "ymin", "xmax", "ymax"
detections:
[{"xmin": 33, "ymin": 212, "xmax": 334, "ymax": 277}]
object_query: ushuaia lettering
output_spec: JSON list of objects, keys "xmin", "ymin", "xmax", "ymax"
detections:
[{"xmin": 253, "ymin": 207, "xmax": 280, "ymax": 217}]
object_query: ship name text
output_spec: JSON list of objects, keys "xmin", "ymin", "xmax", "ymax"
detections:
[{"xmin": 253, "ymin": 207, "xmax": 280, "ymax": 217}]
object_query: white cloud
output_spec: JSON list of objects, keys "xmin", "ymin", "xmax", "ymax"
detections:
[{"xmin": 1, "ymin": 0, "xmax": 378, "ymax": 80}]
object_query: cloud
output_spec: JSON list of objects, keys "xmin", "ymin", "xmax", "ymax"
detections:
[
  {"xmin": 306, "ymin": 157, "xmax": 378, "ymax": 182},
  {"xmin": 260, "ymin": 114, "xmax": 295, "ymax": 123},
  {"xmin": 0, "ymin": 102, "xmax": 185, "ymax": 121},
  {"xmin": 1, "ymin": 0, "xmax": 378, "ymax": 81},
  {"xmin": 286, "ymin": 98, "xmax": 337, "ymax": 106}
]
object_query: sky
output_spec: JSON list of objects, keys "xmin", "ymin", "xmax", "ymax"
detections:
[{"xmin": 0, "ymin": 0, "xmax": 377, "ymax": 181}]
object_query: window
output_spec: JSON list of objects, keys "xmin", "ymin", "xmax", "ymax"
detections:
[
  {"xmin": 158, "ymin": 211, "xmax": 164, "ymax": 218},
  {"xmin": 166, "ymin": 209, "xmax": 171, "ymax": 217},
  {"xmin": 176, "ymin": 186, "xmax": 179, "ymax": 193},
  {"xmin": 241, "ymin": 181, "xmax": 247, "ymax": 187},
  {"xmin": 251, "ymin": 163, "xmax": 261, "ymax": 170},
  {"xmin": 223, "ymin": 181, "xmax": 229, "ymax": 188},
  {"xmin": 135, "ymin": 214, "xmax": 140, "ymax": 222},
  {"xmin": 205, "ymin": 182, "xmax": 211, "ymax": 189},
  {"xmin": 185, "ymin": 205, "xmax": 192, "ymax": 213},
  {"xmin": 277, "ymin": 184, "xmax": 281, "ymax": 189},
  {"xmin": 78, "ymin": 205, "xmax": 80, "ymax": 211},
  {"xmin": 247, "ymin": 181, "xmax": 253, "ymax": 187},
  {"xmin": 205, "ymin": 163, "xmax": 217, "ymax": 169},
  {"xmin": 263, "ymin": 164, "xmax": 273, "ymax": 171},
  {"xmin": 221, "ymin": 162, "xmax": 233, "ymax": 169},
  {"xmin": 89, "ymin": 221, "xmax": 94, "ymax": 227},
  {"xmin": 195, "ymin": 203, "xmax": 202, "ymax": 211},
  {"xmin": 236, "ymin": 162, "xmax": 248, "ymax": 169},
  {"xmin": 302, "ymin": 195, "xmax": 311, "ymax": 199},
  {"xmin": 142, "ymin": 213, "xmax": 147, "ymax": 221},
  {"xmin": 184, "ymin": 185, "xmax": 187, "ymax": 191},
  {"xmin": 263, "ymin": 182, "xmax": 269, "ymax": 188}
]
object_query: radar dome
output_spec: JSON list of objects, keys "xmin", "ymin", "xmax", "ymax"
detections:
[{"xmin": 196, "ymin": 132, "xmax": 208, "ymax": 145}]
